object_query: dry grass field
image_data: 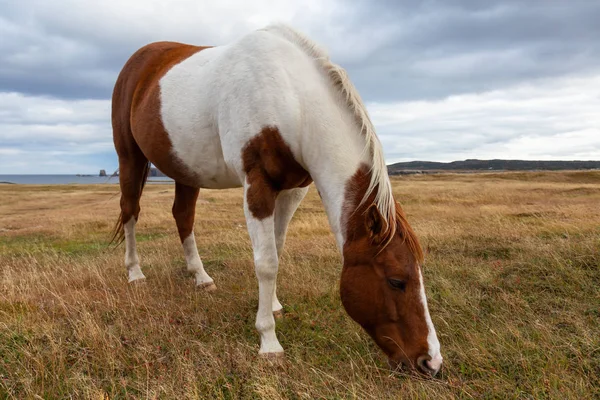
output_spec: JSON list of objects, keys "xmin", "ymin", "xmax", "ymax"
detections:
[{"xmin": 1, "ymin": 171, "xmax": 599, "ymax": 399}]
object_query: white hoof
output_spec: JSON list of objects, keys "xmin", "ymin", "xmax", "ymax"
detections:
[
  {"xmin": 259, "ymin": 340, "xmax": 284, "ymax": 355},
  {"xmin": 128, "ymin": 267, "xmax": 146, "ymax": 283}
]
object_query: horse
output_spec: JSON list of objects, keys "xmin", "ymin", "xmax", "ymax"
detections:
[{"xmin": 110, "ymin": 24, "xmax": 442, "ymax": 376}]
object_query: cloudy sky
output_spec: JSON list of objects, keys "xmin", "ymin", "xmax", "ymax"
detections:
[{"xmin": 1, "ymin": 0, "xmax": 599, "ymax": 174}]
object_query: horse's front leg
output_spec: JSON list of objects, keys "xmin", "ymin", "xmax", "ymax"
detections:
[{"xmin": 243, "ymin": 181, "xmax": 284, "ymax": 357}]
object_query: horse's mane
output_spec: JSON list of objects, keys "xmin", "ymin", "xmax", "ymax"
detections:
[
  {"xmin": 264, "ymin": 24, "xmax": 398, "ymax": 244},
  {"xmin": 262, "ymin": 24, "xmax": 398, "ymax": 246}
]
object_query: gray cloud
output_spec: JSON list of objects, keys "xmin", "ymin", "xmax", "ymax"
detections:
[
  {"xmin": 343, "ymin": 0, "xmax": 600, "ymax": 101},
  {"xmin": 0, "ymin": 0, "xmax": 599, "ymax": 173},
  {"xmin": 1, "ymin": 0, "xmax": 599, "ymax": 101}
]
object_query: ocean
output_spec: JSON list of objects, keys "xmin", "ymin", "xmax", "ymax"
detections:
[{"xmin": 0, "ymin": 175, "xmax": 174, "ymax": 185}]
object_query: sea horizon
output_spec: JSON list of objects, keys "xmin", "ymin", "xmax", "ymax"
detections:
[{"xmin": 0, "ymin": 174, "xmax": 174, "ymax": 185}]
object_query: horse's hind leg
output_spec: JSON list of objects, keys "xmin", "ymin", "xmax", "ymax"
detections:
[
  {"xmin": 272, "ymin": 187, "xmax": 309, "ymax": 316},
  {"xmin": 118, "ymin": 149, "xmax": 149, "ymax": 283},
  {"xmin": 172, "ymin": 182, "xmax": 216, "ymax": 290}
]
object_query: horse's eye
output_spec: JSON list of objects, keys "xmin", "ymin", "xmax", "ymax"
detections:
[{"xmin": 388, "ymin": 279, "xmax": 406, "ymax": 292}]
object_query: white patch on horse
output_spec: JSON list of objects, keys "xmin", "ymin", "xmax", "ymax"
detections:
[
  {"xmin": 182, "ymin": 233, "xmax": 215, "ymax": 289},
  {"xmin": 159, "ymin": 46, "xmax": 242, "ymax": 189},
  {"xmin": 419, "ymin": 268, "xmax": 442, "ymax": 369},
  {"xmin": 124, "ymin": 217, "xmax": 145, "ymax": 282}
]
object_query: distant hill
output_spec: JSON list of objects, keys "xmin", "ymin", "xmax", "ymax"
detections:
[{"xmin": 388, "ymin": 159, "xmax": 600, "ymax": 174}]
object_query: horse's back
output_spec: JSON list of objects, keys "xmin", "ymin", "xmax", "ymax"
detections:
[
  {"xmin": 213, "ymin": 30, "xmax": 325, "ymax": 151},
  {"xmin": 114, "ymin": 29, "xmax": 326, "ymax": 188},
  {"xmin": 158, "ymin": 30, "xmax": 321, "ymax": 187},
  {"xmin": 112, "ymin": 41, "xmax": 210, "ymax": 186},
  {"xmin": 112, "ymin": 41, "xmax": 204, "ymax": 131}
]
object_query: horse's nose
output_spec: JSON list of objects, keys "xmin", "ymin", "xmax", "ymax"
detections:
[{"xmin": 417, "ymin": 354, "xmax": 443, "ymax": 377}]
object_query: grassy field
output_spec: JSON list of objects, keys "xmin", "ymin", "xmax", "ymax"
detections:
[{"xmin": 1, "ymin": 171, "xmax": 599, "ymax": 399}]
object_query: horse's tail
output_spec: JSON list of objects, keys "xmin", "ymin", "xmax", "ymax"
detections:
[{"xmin": 108, "ymin": 162, "xmax": 151, "ymax": 246}]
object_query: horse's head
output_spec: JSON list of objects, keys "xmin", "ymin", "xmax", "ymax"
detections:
[{"xmin": 340, "ymin": 202, "xmax": 442, "ymax": 376}]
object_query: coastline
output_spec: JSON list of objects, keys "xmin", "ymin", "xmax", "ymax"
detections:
[{"xmin": 0, "ymin": 175, "xmax": 174, "ymax": 185}]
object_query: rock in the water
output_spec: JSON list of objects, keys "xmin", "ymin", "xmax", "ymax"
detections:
[{"xmin": 99, "ymin": 169, "xmax": 107, "ymax": 177}]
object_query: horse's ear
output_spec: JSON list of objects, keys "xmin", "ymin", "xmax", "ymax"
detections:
[{"xmin": 365, "ymin": 204, "xmax": 386, "ymax": 243}]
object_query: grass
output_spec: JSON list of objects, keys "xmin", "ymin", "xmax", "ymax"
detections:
[{"xmin": 0, "ymin": 171, "xmax": 599, "ymax": 399}]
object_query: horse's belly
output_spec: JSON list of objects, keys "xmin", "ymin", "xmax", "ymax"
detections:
[{"xmin": 170, "ymin": 130, "xmax": 242, "ymax": 189}]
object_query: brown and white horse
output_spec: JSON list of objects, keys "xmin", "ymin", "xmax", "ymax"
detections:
[{"xmin": 111, "ymin": 24, "xmax": 442, "ymax": 375}]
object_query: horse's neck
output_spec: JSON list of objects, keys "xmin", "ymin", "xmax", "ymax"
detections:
[{"xmin": 303, "ymin": 117, "xmax": 371, "ymax": 252}]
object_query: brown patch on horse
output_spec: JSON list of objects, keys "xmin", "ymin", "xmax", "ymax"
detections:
[
  {"xmin": 242, "ymin": 126, "xmax": 312, "ymax": 219},
  {"xmin": 113, "ymin": 41, "xmax": 212, "ymax": 187},
  {"xmin": 172, "ymin": 182, "xmax": 200, "ymax": 242},
  {"xmin": 340, "ymin": 165, "xmax": 429, "ymax": 368}
]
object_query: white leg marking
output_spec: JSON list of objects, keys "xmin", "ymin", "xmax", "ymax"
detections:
[
  {"xmin": 244, "ymin": 187, "xmax": 283, "ymax": 355},
  {"xmin": 272, "ymin": 187, "xmax": 309, "ymax": 314},
  {"xmin": 182, "ymin": 233, "xmax": 215, "ymax": 289},
  {"xmin": 124, "ymin": 217, "xmax": 146, "ymax": 283},
  {"xmin": 419, "ymin": 269, "xmax": 443, "ymax": 370}
]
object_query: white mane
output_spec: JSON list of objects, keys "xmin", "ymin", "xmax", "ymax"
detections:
[{"xmin": 262, "ymin": 24, "xmax": 397, "ymax": 233}]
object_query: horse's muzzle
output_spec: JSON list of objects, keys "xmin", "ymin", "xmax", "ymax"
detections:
[{"xmin": 388, "ymin": 354, "xmax": 442, "ymax": 378}]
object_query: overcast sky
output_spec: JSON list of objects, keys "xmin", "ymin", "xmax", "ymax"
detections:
[{"xmin": 1, "ymin": 0, "xmax": 599, "ymax": 174}]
